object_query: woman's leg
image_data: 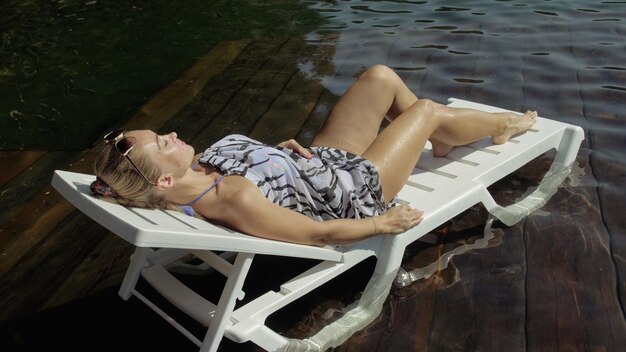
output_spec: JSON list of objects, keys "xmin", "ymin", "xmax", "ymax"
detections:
[
  {"xmin": 363, "ymin": 99, "xmax": 537, "ymax": 202},
  {"xmin": 312, "ymin": 64, "xmax": 536, "ymax": 202},
  {"xmin": 311, "ymin": 65, "xmax": 418, "ymax": 154}
]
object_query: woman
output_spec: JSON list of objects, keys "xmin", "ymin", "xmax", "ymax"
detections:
[{"xmin": 92, "ymin": 65, "xmax": 536, "ymax": 246}]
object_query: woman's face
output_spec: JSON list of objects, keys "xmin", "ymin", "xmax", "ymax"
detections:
[{"xmin": 128, "ymin": 130, "xmax": 195, "ymax": 178}]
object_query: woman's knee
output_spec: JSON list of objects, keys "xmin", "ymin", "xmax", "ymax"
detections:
[
  {"xmin": 359, "ymin": 64, "xmax": 401, "ymax": 87},
  {"xmin": 414, "ymin": 99, "xmax": 449, "ymax": 117},
  {"xmin": 409, "ymin": 98, "xmax": 435, "ymax": 115}
]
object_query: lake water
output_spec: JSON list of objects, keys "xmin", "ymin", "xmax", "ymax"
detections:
[{"xmin": 2, "ymin": 0, "xmax": 623, "ymax": 152}]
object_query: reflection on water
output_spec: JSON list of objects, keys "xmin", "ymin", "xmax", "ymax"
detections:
[
  {"xmin": 299, "ymin": 0, "xmax": 625, "ymax": 120},
  {"xmin": 395, "ymin": 217, "xmax": 500, "ymax": 288}
]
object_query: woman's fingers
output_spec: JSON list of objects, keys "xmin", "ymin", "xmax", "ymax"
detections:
[
  {"xmin": 277, "ymin": 139, "xmax": 312, "ymax": 159},
  {"xmin": 381, "ymin": 205, "xmax": 424, "ymax": 233},
  {"xmin": 403, "ymin": 205, "xmax": 424, "ymax": 226}
]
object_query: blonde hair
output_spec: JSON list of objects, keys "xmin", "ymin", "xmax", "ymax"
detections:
[{"xmin": 93, "ymin": 142, "xmax": 177, "ymax": 211}]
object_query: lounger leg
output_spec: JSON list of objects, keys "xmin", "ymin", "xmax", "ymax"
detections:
[
  {"xmin": 554, "ymin": 126, "xmax": 585, "ymax": 166},
  {"xmin": 290, "ymin": 237, "xmax": 405, "ymax": 350},
  {"xmin": 200, "ymin": 252, "xmax": 255, "ymax": 352},
  {"xmin": 480, "ymin": 125, "xmax": 585, "ymax": 226},
  {"xmin": 118, "ymin": 247, "xmax": 151, "ymax": 300},
  {"xmin": 372, "ymin": 237, "xmax": 405, "ymax": 278}
]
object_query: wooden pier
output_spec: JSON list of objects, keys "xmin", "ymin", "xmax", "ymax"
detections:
[{"xmin": 1, "ymin": 38, "xmax": 624, "ymax": 351}]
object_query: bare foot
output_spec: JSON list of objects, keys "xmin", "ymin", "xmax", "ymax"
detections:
[
  {"xmin": 491, "ymin": 110, "xmax": 537, "ymax": 145},
  {"xmin": 431, "ymin": 139, "xmax": 454, "ymax": 157}
]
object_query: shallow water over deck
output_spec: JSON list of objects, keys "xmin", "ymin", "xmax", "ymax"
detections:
[{"xmin": 0, "ymin": 1, "xmax": 624, "ymax": 351}]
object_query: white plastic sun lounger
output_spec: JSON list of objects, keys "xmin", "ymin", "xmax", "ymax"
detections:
[{"xmin": 51, "ymin": 98, "xmax": 584, "ymax": 352}]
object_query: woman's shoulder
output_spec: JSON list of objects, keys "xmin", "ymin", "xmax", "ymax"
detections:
[
  {"xmin": 194, "ymin": 174, "xmax": 257, "ymax": 202},
  {"xmin": 219, "ymin": 175, "xmax": 260, "ymax": 199},
  {"xmin": 196, "ymin": 175, "xmax": 263, "ymax": 218}
]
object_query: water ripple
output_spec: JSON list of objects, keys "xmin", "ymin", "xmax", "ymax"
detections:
[
  {"xmin": 350, "ymin": 5, "xmax": 412, "ymax": 14},
  {"xmin": 425, "ymin": 25, "xmax": 458, "ymax": 30},
  {"xmin": 601, "ymin": 85, "xmax": 626, "ymax": 92},
  {"xmin": 450, "ymin": 30, "xmax": 484, "ymax": 34},
  {"xmin": 435, "ymin": 7, "xmax": 471, "ymax": 12},
  {"xmin": 534, "ymin": 11, "xmax": 559, "ymax": 16},
  {"xmin": 412, "ymin": 44, "xmax": 448, "ymax": 49},
  {"xmin": 454, "ymin": 78, "xmax": 484, "ymax": 84}
]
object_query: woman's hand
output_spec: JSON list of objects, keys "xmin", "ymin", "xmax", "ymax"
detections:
[
  {"xmin": 376, "ymin": 205, "xmax": 423, "ymax": 234},
  {"xmin": 277, "ymin": 139, "xmax": 312, "ymax": 159}
]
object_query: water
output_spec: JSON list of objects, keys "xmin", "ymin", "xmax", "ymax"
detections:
[
  {"xmin": 1, "ymin": 1, "xmax": 625, "ymax": 350},
  {"xmin": 2, "ymin": 1, "xmax": 624, "ymax": 151},
  {"xmin": 0, "ymin": 0, "xmax": 322, "ymax": 150},
  {"xmin": 299, "ymin": 1, "xmax": 625, "ymax": 118}
]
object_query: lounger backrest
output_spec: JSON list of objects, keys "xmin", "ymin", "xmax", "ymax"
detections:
[{"xmin": 51, "ymin": 170, "xmax": 344, "ymax": 261}]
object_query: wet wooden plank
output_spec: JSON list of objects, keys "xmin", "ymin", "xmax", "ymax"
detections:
[
  {"xmin": 0, "ymin": 151, "xmax": 80, "ymax": 225},
  {"xmin": 295, "ymin": 88, "xmax": 339, "ymax": 146},
  {"xmin": 249, "ymin": 70, "xmax": 326, "ymax": 144},
  {"xmin": 0, "ymin": 210, "xmax": 112, "ymax": 321},
  {"xmin": 427, "ymin": 226, "xmax": 526, "ymax": 351},
  {"xmin": 524, "ymin": 153, "xmax": 626, "ymax": 350},
  {"xmin": 574, "ymin": 36, "xmax": 626, "ymax": 313},
  {"xmin": 0, "ymin": 152, "xmax": 92, "ymax": 279},
  {"xmin": 582, "ymin": 119, "xmax": 626, "ymax": 327},
  {"xmin": 124, "ymin": 40, "xmax": 251, "ymax": 133},
  {"xmin": 0, "ymin": 151, "xmax": 47, "ymax": 188},
  {"xmin": 191, "ymin": 38, "xmax": 303, "ymax": 147},
  {"xmin": 383, "ymin": 198, "xmax": 519, "ymax": 351},
  {"xmin": 508, "ymin": 23, "xmax": 626, "ymax": 349},
  {"xmin": 41, "ymin": 231, "xmax": 134, "ymax": 311},
  {"xmin": 161, "ymin": 39, "xmax": 285, "ymax": 144}
]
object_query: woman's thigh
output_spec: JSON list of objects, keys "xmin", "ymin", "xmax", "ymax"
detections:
[
  {"xmin": 362, "ymin": 100, "xmax": 441, "ymax": 202},
  {"xmin": 311, "ymin": 65, "xmax": 416, "ymax": 155}
]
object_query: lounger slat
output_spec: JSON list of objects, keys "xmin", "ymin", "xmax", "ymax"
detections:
[
  {"xmin": 396, "ymin": 184, "xmax": 437, "ymax": 210},
  {"xmin": 132, "ymin": 208, "xmax": 197, "ymax": 228},
  {"xmin": 407, "ymin": 168, "xmax": 458, "ymax": 190},
  {"xmin": 166, "ymin": 210, "xmax": 227, "ymax": 231},
  {"xmin": 415, "ymin": 151, "xmax": 478, "ymax": 178}
]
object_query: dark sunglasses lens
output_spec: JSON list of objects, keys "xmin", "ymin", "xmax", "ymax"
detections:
[
  {"xmin": 115, "ymin": 137, "xmax": 135, "ymax": 155},
  {"xmin": 104, "ymin": 129, "xmax": 124, "ymax": 142}
]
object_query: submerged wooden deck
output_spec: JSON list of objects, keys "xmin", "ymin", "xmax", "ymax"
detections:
[{"xmin": 1, "ymin": 38, "xmax": 625, "ymax": 351}]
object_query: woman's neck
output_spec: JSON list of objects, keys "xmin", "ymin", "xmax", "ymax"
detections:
[{"xmin": 166, "ymin": 164, "xmax": 222, "ymax": 205}]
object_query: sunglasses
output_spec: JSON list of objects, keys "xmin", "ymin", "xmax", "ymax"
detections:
[{"xmin": 103, "ymin": 129, "xmax": 157, "ymax": 186}]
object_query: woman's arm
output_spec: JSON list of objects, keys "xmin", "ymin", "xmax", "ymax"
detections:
[{"xmin": 206, "ymin": 180, "xmax": 423, "ymax": 246}]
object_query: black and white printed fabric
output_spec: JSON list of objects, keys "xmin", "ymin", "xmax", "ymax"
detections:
[{"xmin": 199, "ymin": 134, "xmax": 392, "ymax": 221}]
